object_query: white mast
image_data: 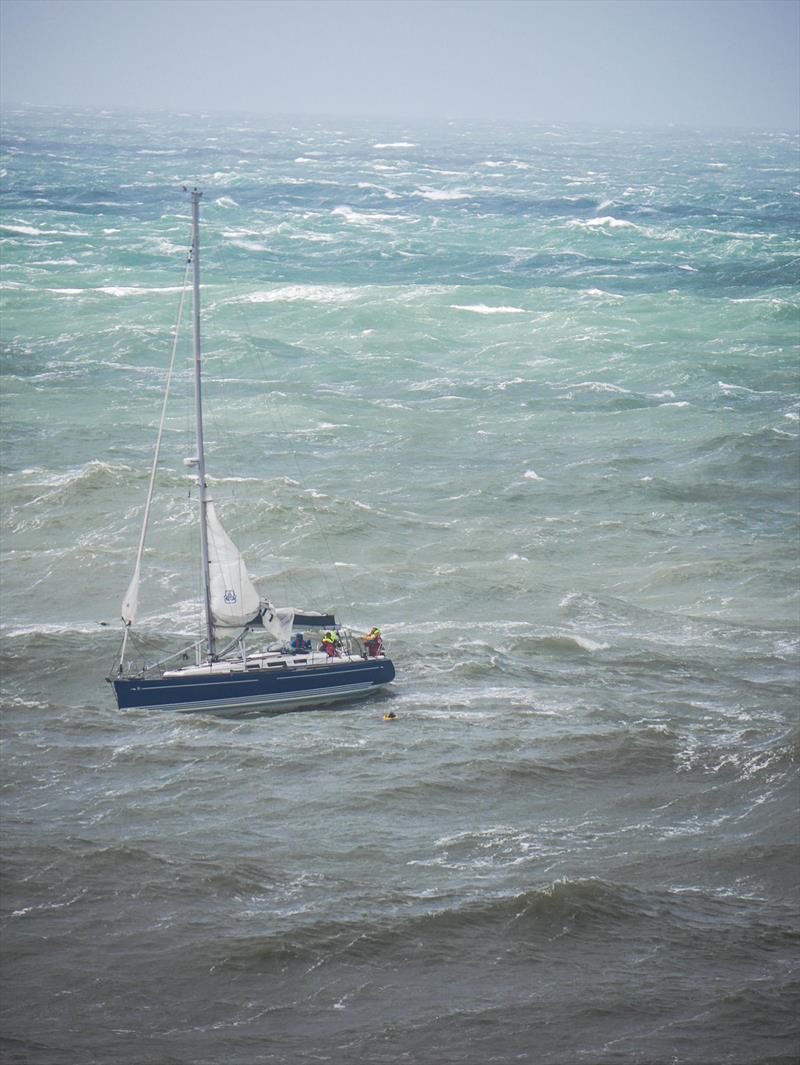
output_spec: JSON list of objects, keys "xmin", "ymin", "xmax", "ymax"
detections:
[{"xmin": 190, "ymin": 188, "xmax": 215, "ymax": 659}]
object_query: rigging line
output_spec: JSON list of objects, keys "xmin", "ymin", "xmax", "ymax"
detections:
[
  {"xmin": 182, "ymin": 343, "xmax": 205, "ymax": 650},
  {"xmin": 217, "ymin": 290, "xmax": 318, "ymax": 614},
  {"xmin": 172, "ymin": 276, "xmax": 204, "ymax": 648},
  {"xmin": 120, "ymin": 240, "xmax": 193, "ymax": 658},
  {"xmin": 227, "ymin": 292, "xmax": 353, "ymax": 613}
]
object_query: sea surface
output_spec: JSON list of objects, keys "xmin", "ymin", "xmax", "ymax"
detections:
[{"xmin": 1, "ymin": 108, "xmax": 798, "ymax": 1065}]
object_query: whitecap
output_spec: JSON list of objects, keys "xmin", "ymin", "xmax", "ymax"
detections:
[
  {"xmin": 1, "ymin": 223, "xmax": 43, "ymax": 236},
  {"xmin": 571, "ymin": 635, "xmax": 610, "ymax": 652},
  {"xmin": 572, "ymin": 216, "xmax": 638, "ymax": 230},
  {"xmin": 425, "ymin": 167, "xmax": 467, "ymax": 177},
  {"xmin": 373, "ymin": 141, "xmax": 416, "ymax": 149},
  {"xmin": 228, "ymin": 239, "xmax": 271, "ymax": 252},
  {"xmin": 562, "ymin": 381, "xmax": 630, "ymax": 394},
  {"xmin": 718, "ymin": 381, "xmax": 780, "ymax": 396},
  {"xmin": 94, "ymin": 285, "xmax": 186, "ymax": 297},
  {"xmin": 523, "ymin": 470, "xmax": 543, "ymax": 481},
  {"xmin": 413, "ymin": 187, "xmax": 469, "ymax": 201},
  {"xmin": 229, "ymin": 284, "xmax": 361, "ymax": 305},
  {"xmin": 719, "ymin": 380, "xmax": 748, "ymax": 393},
  {"xmin": 3, "ymin": 621, "xmax": 115, "ymax": 638},
  {"xmin": 581, "ymin": 288, "xmax": 624, "ymax": 299},
  {"xmin": 332, "ymin": 205, "xmax": 400, "ymax": 224},
  {"xmin": 1, "ymin": 223, "xmax": 90, "ymax": 237},
  {"xmin": 451, "ymin": 304, "xmax": 525, "ymax": 315},
  {"xmin": 727, "ymin": 296, "xmax": 784, "ymax": 304},
  {"xmin": 289, "ymin": 233, "xmax": 336, "ymax": 243},
  {"xmin": 205, "ymin": 475, "xmax": 262, "ymax": 484}
]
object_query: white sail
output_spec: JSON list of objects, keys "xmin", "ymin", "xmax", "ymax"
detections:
[
  {"xmin": 206, "ymin": 500, "xmax": 261, "ymax": 631},
  {"xmin": 260, "ymin": 607, "xmax": 337, "ymax": 644},
  {"xmin": 261, "ymin": 606, "xmax": 295, "ymax": 644},
  {"xmin": 121, "ymin": 563, "xmax": 141, "ymax": 626}
]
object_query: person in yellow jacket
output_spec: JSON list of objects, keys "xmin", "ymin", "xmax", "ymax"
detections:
[
  {"xmin": 363, "ymin": 626, "xmax": 383, "ymax": 658},
  {"xmin": 320, "ymin": 631, "xmax": 340, "ymax": 658}
]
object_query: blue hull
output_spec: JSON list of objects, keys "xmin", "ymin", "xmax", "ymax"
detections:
[{"xmin": 113, "ymin": 657, "xmax": 395, "ymax": 714}]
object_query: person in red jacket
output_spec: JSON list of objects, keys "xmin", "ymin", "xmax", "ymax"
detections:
[
  {"xmin": 321, "ymin": 631, "xmax": 340, "ymax": 657},
  {"xmin": 363, "ymin": 627, "xmax": 383, "ymax": 657}
]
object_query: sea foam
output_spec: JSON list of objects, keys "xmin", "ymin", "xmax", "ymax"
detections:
[{"xmin": 450, "ymin": 304, "xmax": 525, "ymax": 314}]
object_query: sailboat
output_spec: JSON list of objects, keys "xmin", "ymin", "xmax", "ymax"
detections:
[{"xmin": 109, "ymin": 189, "xmax": 395, "ymax": 714}]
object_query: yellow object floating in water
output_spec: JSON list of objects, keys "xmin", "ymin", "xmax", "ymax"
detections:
[{"xmin": 383, "ymin": 712, "xmax": 397, "ymax": 721}]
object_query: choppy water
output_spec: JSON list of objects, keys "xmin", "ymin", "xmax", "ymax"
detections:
[{"xmin": 1, "ymin": 108, "xmax": 799, "ymax": 1064}]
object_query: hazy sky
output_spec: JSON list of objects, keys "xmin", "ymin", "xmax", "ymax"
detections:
[{"xmin": 1, "ymin": 0, "xmax": 798, "ymax": 128}]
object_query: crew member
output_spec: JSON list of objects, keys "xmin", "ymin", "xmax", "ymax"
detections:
[
  {"xmin": 321, "ymin": 631, "xmax": 339, "ymax": 657},
  {"xmin": 363, "ymin": 626, "xmax": 383, "ymax": 657}
]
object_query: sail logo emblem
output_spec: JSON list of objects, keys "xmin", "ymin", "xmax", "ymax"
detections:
[{"xmin": 223, "ymin": 589, "xmax": 238, "ymax": 604}]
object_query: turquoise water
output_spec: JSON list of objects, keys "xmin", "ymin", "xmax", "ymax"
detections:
[{"xmin": 1, "ymin": 109, "xmax": 799, "ymax": 1064}]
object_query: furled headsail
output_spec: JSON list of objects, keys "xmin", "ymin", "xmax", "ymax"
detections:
[{"xmin": 121, "ymin": 563, "xmax": 141, "ymax": 627}]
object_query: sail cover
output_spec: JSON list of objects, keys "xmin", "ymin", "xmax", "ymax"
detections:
[{"xmin": 206, "ymin": 501, "xmax": 261, "ymax": 631}]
